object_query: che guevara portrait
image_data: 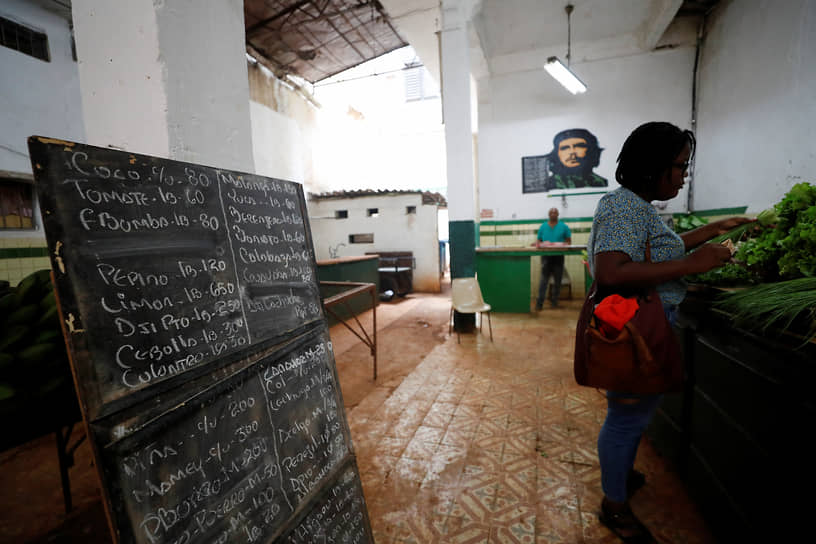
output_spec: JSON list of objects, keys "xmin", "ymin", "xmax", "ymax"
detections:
[{"xmin": 522, "ymin": 128, "xmax": 609, "ymax": 193}]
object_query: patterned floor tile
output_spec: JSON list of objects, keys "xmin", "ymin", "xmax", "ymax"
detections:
[
  {"xmin": 442, "ymin": 516, "xmax": 492, "ymax": 543},
  {"xmin": 442, "ymin": 426, "xmax": 476, "ymax": 449},
  {"xmin": 424, "ymin": 409, "xmax": 455, "ymax": 429},
  {"xmin": 535, "ymin": 505, "xmax": 584, "ymax": 544},
  {"xmin": 380, "ymin": 434, "xmax": 412, "ymax": 457},
  {"xmin": 393, "ymin": 457, "xmax": 431, "ymax": 484},
  {"xmin": 403, "ymin": 436, "xmax": 440, "ymax": 461},
  {"xmin": 488, "ymin": 505, "xmax": 536, "ymax": 544},
  {"xmin": 414, "ymin": 424, "xmax": 447, "ymax": 444}
]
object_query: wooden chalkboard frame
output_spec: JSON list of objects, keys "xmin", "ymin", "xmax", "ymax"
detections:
[{"xmin": 27, "ymin": 136, "xmax": 374, "ymax": 544}]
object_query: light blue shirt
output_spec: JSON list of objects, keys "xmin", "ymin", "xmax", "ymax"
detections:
[{"xmin": 588, "ymin": 187, "xmax": 687, "ymax": 305}]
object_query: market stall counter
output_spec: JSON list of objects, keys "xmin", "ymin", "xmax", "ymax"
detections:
[
  {"xmin": 647, "ymin": 285, "xmax": 815, "ymax": 543},
  {"xmin": 475, "ymin": 245, "xmax": 590, "ymax": 312}
]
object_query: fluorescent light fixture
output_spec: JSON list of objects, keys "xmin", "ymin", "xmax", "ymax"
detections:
[{"xmin": 544, "ymin": 56, "xmax": 587, "ymax": 95}]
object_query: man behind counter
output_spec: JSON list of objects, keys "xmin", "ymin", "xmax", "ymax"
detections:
[{"xmin": 534, "ymin": 207, "xmax": 572, "ymax": 310}]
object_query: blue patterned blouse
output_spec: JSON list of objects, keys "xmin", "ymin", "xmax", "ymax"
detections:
[{"xmin": 587, "ymin": 187, "xmax": 687, "ymax": 305}]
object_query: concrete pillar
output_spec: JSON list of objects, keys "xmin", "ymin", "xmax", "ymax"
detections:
[
  {"xmin": 71, "ymin": 0, "xmax": 254, "ymax": 172},
  {"xmin": 441, "ymin": 0, "xmax": 477, "ymax": 280}
]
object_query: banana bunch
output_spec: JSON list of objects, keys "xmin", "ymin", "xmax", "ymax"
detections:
[{"xmin": 0, "ymin": 268, "xmax": 73, "ymax": 415}]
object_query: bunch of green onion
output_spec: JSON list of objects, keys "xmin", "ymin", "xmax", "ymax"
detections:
[{"xmin": 714, "ymin": 277, "xmax": 816, "ymax": 344}]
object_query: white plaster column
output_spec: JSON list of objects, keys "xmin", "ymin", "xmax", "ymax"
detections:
[
  {"xmin": 441, "ymin": 0, "xmax": 479, "ymax": 279},
  {"xmin": 441, "ymin": 0, "xmax": 476, "ymax": 225},
  {"xmin": 71, "ymin": 0, "xmax": 254, "ymax": 172}
]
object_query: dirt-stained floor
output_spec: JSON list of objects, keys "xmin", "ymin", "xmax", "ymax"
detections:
[{"xmin": 0, "ymin": 282, "xmax": 715, "ymax": 543}]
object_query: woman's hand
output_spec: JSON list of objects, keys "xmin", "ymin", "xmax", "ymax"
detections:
[
  {"xmin": 686, "ymin": 243, "xmax": 733, "ymax": 274},
  {"xmin": 684, "ymin": 216, "xmax": 757, "ymax": 251},
  {"xmin": 713, "ymin": 216, "xmax": 755, "ymax": 235}
]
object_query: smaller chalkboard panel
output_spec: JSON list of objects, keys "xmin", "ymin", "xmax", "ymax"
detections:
[
  {"xmin": 521, "ymin": 155, "xmax": 552, "ymax": 194},
  {"xmin": 94, "ymin": 327, "xmax": 360, "ymax": 544}
]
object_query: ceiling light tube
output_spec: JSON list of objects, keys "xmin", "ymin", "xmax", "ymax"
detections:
[{"xmin": 544, "ymin": 56, "xmax": 587, "ymax": 94}]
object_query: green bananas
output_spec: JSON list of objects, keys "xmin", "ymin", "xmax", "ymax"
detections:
[{"xmin": 0, "ymin": 269, "xmax": 72, "ymax": 405}]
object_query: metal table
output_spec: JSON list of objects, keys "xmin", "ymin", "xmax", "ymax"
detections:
[{"xmin": 320, "ymin": 281, "xmax": 378, "ymax": 379}]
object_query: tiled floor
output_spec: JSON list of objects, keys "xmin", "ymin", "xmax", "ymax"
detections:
[
  {"xmin": 341, "ymin": 295, "xmax": 716, "ymax": 544},
  {"xmin": 0, "ymin": 284, "xmax": 716, "ymax": 543}
]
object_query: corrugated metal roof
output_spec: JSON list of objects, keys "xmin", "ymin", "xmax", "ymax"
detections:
[
  {"xmin": 308, "ymin": 189, "xmax": 447, "ymax": 206},
  {"xmin": 244, "ymin": 0, "xmax": 407, "ymax": 83}
]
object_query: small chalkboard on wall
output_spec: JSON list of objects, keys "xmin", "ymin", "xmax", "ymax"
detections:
[
  {"xmin": 27, "ymin": 136, "xmax": 373, "ymax": 544},
  {"xmin": 521, "ymin": 154, "xmax": 551, "ymax": 194}
]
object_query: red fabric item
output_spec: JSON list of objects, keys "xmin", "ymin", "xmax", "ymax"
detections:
[{"xmin": 594, "ymin": 295, "xmax": 640, "ymax": 338}]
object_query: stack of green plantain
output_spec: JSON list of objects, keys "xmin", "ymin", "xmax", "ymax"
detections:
[{"xmin": 0, "ymin": 268, "xmax": 74, "ymax": 422}]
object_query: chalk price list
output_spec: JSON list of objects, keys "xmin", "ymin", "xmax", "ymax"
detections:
[
  {"xmin": 60, "ymin": 150, "xmax": 320, "ymax": 392},
  {"xmin": 117, "ymin": 338, "xmax": 349, "ymax": 544}
]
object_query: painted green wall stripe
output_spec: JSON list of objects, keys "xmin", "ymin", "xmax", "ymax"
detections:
[
  {"xmin": 449, "ymin": 220, "xmax": 476, "ymax": 279},
  {"xmin": 0, "ymin": 247, "xmax": 49, "ymax": 259},
  {"xmin": 483, "ymin": 227, "xmax": 591, "ymax": 236},
  {"xmin": 479, "ymin": 207, "xmax": 748, "ymax": 227},
  {"xmin": 480, "ymin": 217, "xmax": 594, "ymax": 225}
]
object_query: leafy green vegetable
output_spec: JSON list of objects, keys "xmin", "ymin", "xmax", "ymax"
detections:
[
  {"xmin": 709, "ymin": 182, "xmax": 816, "ymax": 283},
  {"xmin": 687, "ymin": 263, "xmax": 760, "ymax": 286},
  {"xmin": 674, "ymin": 213, "xmax": 708, "ymax": 233}
]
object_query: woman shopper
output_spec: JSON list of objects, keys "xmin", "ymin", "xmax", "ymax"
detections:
[{"xmin": 587, "ymin": 121, "xmax": 753, "ymax": 543}]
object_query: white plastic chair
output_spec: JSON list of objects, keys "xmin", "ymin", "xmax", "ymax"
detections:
[{"xmin": 449, "ymin": 277, "xmax": 493, "ymax": 343}]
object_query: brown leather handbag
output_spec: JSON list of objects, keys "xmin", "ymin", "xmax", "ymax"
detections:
[{"xmin": 573, "ymin": 278, "xmax": 685, "ymax": 394}]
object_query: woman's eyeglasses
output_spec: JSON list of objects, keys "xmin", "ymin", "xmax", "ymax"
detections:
[{"xmin": 673, "ymin": 161, "xmax": 690, "ymax": 171}]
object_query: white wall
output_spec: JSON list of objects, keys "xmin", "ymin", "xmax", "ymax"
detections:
[
  {"xmin": 313, "ymin": 47, "xmax": 447, "ymax": 195},
  {"xmin": 0, "ymin": 0, "xmax": 84, "ymax": 175},
  {"xmin": 0, "ymin": 0, "xmax": 84, "ymax": 242},
  {"xmin": 693, "ymin": 0, "xmax": 816, "ymax": 212},
  {"xmin": 308, "ymin": 194, "xmax": 441, "ymax": 292},
  {"xmin": 250, "ymin": 101, "xmax": 307, "ymax": 184},
  {"xmin": 72, "ymin": 0, "xmax": 253, "ymax": 172},
  {"xmin": 478, "ymin": 47, "xmax": 695, "ymax": 221}
]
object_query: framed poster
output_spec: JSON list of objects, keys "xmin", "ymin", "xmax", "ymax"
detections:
[{"xmin": 522, "ymin": 129, "xmax": 609, "ymax": 193}]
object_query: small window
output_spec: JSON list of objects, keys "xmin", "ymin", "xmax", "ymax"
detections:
[
  {"xmin": 0, "ymin": 16, "xmax": 50, "ymax": 62},
  {"xmin": 404, "ymin": 63, "xmax": 438, "ymax": 101},
  {"xmin": 335, "ymin": 210, "xmax": 348, "ymax": 219},
  {"xmin": 406, "ymin": 206, "xmax": 416, "ymax": 214},
  {"xmin": 349, "ymin": 233, "xmax": 374, "ymax": 244},
  {"xmin": 0, "ymin": 179, "xmax": 36, "ymax": 229},
  {"xmin": 367, "ymin": 208, "xmax": 379, "ymax": 217}
]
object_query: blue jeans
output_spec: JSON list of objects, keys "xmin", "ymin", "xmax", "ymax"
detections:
[{"xmin": 597, "ymin": 304, "xmax": 678, "ymax": 503}]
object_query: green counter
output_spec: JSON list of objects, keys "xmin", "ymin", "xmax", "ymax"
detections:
[{"xmin": 475, "ymin": 246, "xmax": 588, "ymax": 312}]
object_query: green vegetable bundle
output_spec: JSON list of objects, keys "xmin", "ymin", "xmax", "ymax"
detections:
[
  {"xmin": 737, "ymin": 182, "xmax": 816, "ymax": 280},
  {"xmin": 691, "ymin": 182, "xmax": 816, "ymax": 286},
  {"xmin": 674, "ymin": 213, "xmax": 708, "ymax": 233},
  {"xmin": 714, "ymin": 278, "xmax": 816, "ymax": 344}
]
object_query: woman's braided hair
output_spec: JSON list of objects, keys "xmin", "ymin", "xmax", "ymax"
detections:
[{"xmin": 615, "ymin": 122, "xmax": 695, "ymax": 193}]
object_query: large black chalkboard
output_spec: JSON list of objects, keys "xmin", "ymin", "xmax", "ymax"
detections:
[{"xmin": 27, "ymin": 136, "xmax": 373, "ymax": 544}]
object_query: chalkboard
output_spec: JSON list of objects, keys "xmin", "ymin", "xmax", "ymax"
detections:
[
  {"xmin": 27, "ymin": 136, "xmax": 373, "ymax": 544},
  {"xmin": 521, "ymin": 154, "xmax": 552, "ymax": 194}
]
